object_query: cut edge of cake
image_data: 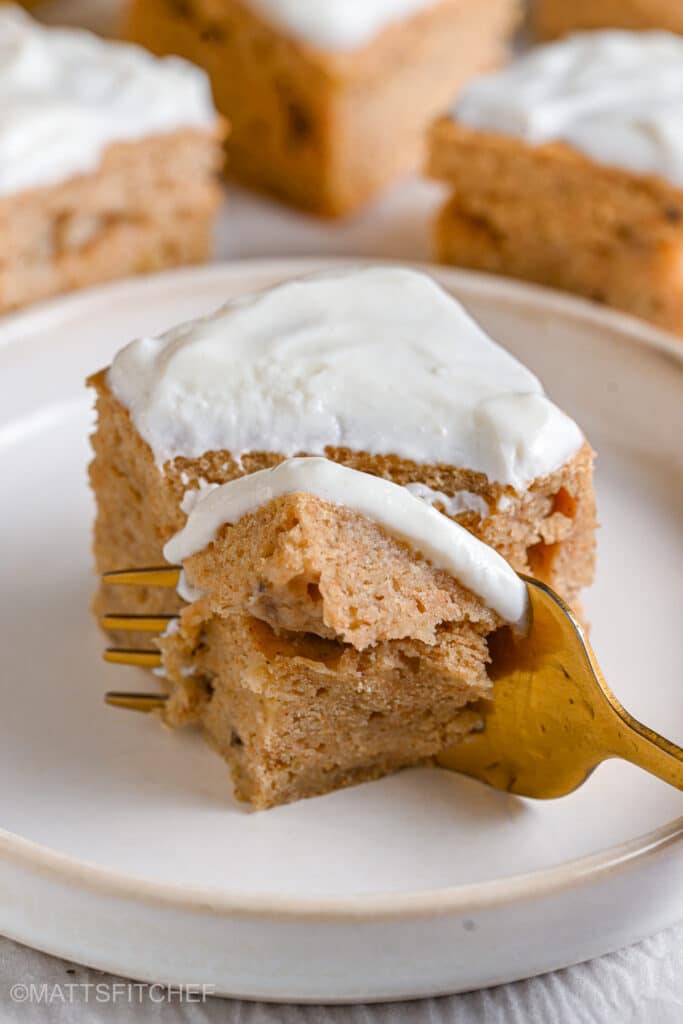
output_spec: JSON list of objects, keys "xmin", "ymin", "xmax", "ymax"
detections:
[{"xmin": 157, "ymin": 470, "xmax": 514, "ymax": 808}]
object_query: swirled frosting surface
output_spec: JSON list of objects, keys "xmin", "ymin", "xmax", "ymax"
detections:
[
  {"xmin": 108, "ymin": 266, "xmax": 583, "ymax": 491},
  {"xmin": 0, "ymin": 5, "xmax": 216, "ymax": 196},
  {"xmin": 454, "ymin": 30, "xmax": 683, "ymax": 187}
]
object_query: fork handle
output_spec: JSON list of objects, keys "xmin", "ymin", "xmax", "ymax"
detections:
[{"xmin": 608, "ymin": 710, "xmax": 683, "ymax": 790}]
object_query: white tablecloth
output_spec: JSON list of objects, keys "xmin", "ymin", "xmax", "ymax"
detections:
[
  {"xmin": 2, "ymin": 2, "xmax": 681, "ymax": 1019},
  {"xmin": 1, "ymin": 925, "xmax": 682, "ymax": 1023}
]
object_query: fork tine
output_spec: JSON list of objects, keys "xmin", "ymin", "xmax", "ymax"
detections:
[
  {"xmin": 106, "ymin": 692, "xmax": 168, "ymax": 712},
  {"xmin": 102, "ymin": 567, "xmax": 180, "ymax": 588},
  {"xmin": 103, "ymin": 648, "xmax": 162, "ymax": 668},
  {"xmin": 101, "ymin": 614, "xmax": 178, "ymax": 633}
]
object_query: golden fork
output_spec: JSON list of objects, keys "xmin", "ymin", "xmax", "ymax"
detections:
[
  {"xmin": 101, "ymin": 566, "xmax": 180, "ymax": 711},
  {"xmin": 101, "ymin": 569, "xmax": 683, "ymax": 798}
]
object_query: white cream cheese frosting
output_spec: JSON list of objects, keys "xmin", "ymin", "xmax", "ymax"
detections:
[
  {"xmin": 0, "ymin": 6, "xmax": 216, "ymax": 197},
  {"xmin": 108, "ymin": 266, "xmax": 583, "ymax": 491},
  {"xmin": 246, "ymin": 0, "xmax": 436, "ymax": 50},
  {"xmin": 163, "ymin": 457, "xmax": 529, "ymax": 626},
  {"xmin": 453, "ymin": 30, "xmax": 683, "ymax": 188},
  {"xmin": 404, "ymin": 483, "xmax": 489, "ymax": 519}
]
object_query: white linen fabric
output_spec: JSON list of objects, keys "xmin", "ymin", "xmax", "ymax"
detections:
[{"xmin": 1, "ymin": 926, "xmax": 682, "ymax": 1023}]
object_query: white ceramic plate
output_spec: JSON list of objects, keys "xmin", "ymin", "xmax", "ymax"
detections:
[{"xmin": 0, "ymin": 260, "xmax": 681, "ymax": 1003}]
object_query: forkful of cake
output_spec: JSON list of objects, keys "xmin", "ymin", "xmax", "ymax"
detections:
[{"xmin": 102, "ymin": 550, "xmax": 683, "ymax": 802}]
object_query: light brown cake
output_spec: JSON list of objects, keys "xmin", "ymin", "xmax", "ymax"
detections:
[
  {"xmin": 429, "ymin": 119, "xmax": 683, "ymax": 333},
  {"xmin": 1, "ymin": 131, "xmax": 225, "ymax": 314},
  {"xmin": 89, "ymin": 268, "xmax": 596, "ymax": 808},
  {"xmin": 534, "ymin": 0, "xmax": 683, "ymax": 38},
  {"xmin": 159, "ymin": 491, "xmax": 503, "ymax": 807},
  {"xmin": 125, "ymin": 0, "xmax": 519, "ymax": 216},
  {"xmin": 90, "ymin": 370, "xmax": 595, "ymax": 620},
  {"xmin": 89, "ymin": 377, "xmax": 595, "ymax": 807},
  {"xmin": 0, "ymin": 8, "xmax": 225, "ymax": 315},
  {"xmin": 428, "ymin": 31, "xmax": 683, "ymax": 335}
]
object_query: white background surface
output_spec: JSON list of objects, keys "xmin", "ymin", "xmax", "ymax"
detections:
[
  {"xmin": 1, "ymin": 924, "xmax": 682, "ymax": 1023},
  {"xmin": 1, "ymin": 0, "xmax": 681, "ymax": 1019}
]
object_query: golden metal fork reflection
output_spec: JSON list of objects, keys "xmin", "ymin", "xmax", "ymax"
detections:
[
  {"xmin": 438, "ymin": 576, "xmax": 683, "ymax": 797},
  {"xmin": 101, "ymin": 568, "xmax": 683, "ymax": 799},
  {"xmin": 101, "ymin": 566, "xmax": 180, "ymax": 712}
]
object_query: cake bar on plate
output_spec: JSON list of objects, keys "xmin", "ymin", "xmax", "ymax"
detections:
[{"xmin": 89, "ymin": 267, "xmax": 596, "ymax": 807}]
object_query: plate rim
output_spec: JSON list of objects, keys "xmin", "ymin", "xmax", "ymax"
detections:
[
  {"xmin": 2, "ymin": 816, "xmax": 682, "ymax": 921},
  {"xmin": 1, "ymin": 256, "xmax": 682, "ymax": 922}
]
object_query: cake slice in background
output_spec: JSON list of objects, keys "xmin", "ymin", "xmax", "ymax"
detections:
[
  {"xmin": 0, "ymin": 5, "xmax": 225, "ymax": 314},
  {"xmin": 89, "ymin": 267, "xmax": 596, "ymax": 807},
  {"xmin": 533, "ymin": 0, "xmax": 683, "ymax": 38},
  {"xmin": 428, "ymin": 31, "xmax": 683, "ymax": 335},
  {"xmin": 125, "ymin": 0, "xmax": 520, "ymax": 216}
]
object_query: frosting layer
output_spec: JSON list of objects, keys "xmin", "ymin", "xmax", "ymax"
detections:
[
  {"xmin": 0, "ymin": 6, "xmax": 216, "ymax": 197},
  {"xmin": 246, "ymin": 0, "xmax": 436, "ymax": 50},
  {"xmin": 163, "ymin": 457, "xmax": 529, "ymax": 626},
  {"xmin": 453, "ymin": 30, "xmax": 683, "ymax": 188},
  {"xmin": 109, "ymin": 267, "xmax": 583, "ymax": 490},
  {"xmin": 404, "ymin": 482, "xmax": 489, "ymax": 518}
]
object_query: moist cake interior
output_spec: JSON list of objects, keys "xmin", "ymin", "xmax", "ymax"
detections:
[{"xmin": 160, "ymin": 492, "xmax": 500, "ymax": 808}]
